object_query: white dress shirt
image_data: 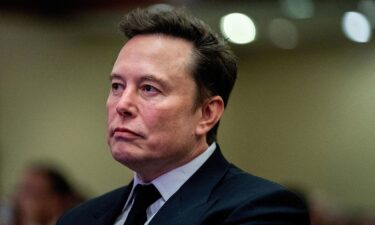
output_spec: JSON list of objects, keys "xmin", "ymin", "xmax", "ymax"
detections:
[{"xmin": 114, "ymin": 143, "xmax": 216, "ymax": 225}]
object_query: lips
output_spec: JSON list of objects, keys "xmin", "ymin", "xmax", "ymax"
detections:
[{"xmin": 111, "ymin": 127, "xmax": 143, "ymax": 139}]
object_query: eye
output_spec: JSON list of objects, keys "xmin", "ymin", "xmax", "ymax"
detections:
[
  {"xmin": 141, "ymin": 84, "xmax": 160, "ymax": 95},
  {"xmin": 111, "ymin": 82, "xmax": 124, "ymax": 95}
]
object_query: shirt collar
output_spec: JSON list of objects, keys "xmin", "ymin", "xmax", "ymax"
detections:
[{"xmin": 133, "ymin": 142, "xmax": 216, "ymax": 202}]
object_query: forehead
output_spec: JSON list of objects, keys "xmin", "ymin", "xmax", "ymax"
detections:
[
  {"xmin": 123, "ymin": 33, "xmax": 193, "ymax": 56},
  {"xmin": 20, "ymin": 170, "xmax": 51, "ymax": 190},
  {"xmin": 113, "ymin": 34, "xmax": 194, "ymax": 75}
]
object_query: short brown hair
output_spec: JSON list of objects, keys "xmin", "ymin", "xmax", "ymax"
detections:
[{"xmin": 120, "ymin": 7, "xmax": 237, "ymax": 144}]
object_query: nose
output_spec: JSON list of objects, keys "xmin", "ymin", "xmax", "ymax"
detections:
[{"xmin": 115, "ymin": 88, "xmax": 138, "ymax": 118}]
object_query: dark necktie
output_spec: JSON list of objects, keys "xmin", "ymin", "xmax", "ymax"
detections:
[{"xmin": 124, "ymin": 184, "xmax": 161, "ymax": 225}]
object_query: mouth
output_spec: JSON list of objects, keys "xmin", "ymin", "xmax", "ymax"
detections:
[{"xmin": 111, "ymin": 127, "xmax": 144, "ymax": 139}]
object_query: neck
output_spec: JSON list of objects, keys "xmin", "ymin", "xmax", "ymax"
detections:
[{"xmin": 137, "ymin": 141, "xmax": 209, "ymax": 182}]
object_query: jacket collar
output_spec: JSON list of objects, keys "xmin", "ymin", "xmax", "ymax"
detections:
[
  {"xmin": 149, "ymin": 145, "xmax": 230, "ymax": 224},
  {"xmin": 92, "ymin": 181, "xmax": 133, "ymax": 224},
  {"xmin": 91, "ymin": 145, "xmax": 229, "ymax": 225}
]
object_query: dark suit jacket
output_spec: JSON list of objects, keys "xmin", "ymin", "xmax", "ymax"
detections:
[{"xmin": 57, "ymin": 147, "xmax": 310, "ymax": 225}]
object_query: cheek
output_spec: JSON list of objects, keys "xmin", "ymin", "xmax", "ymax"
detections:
[
  {"xmin": 106, "ymin": 102, "xmax": 116, "ymax": 123},
  {"xmin": 142, "ymin": 105, "xmax": 192, "ymax": 134},
  {"xmin": 142, "ymin": 108, "xmax": 168, "ymax": 130}
]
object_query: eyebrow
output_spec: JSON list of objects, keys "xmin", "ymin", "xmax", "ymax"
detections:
[
  {"xmin": 140, "ymin": 75, "xmax": 171, "ymax": 92},
  {"xmin": 109, "ymin": 74, "xmax": 123, "ymax": 81},
  {"xmin": 140, "ymin": 74, "xmax": 167, "ymax": 84},
  {"xmin": 109, "ymin": 73, "xmax": 170, "ymax": 90}
]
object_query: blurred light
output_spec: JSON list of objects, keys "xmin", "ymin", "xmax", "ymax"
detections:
[
  {"xmin": 280, "ymin": 0, "xmax": 315, "ymax": 19},
  {"xmin": 358, "ymin": 0, "xmax": 375, "ymax": 28},
  {"xmin": 148, "ymin": 4, "xmax": 174, "ymax": 13},
  {"xmin": 268, "ymin": 18, "xmax": 299, "ymax": 49},
  {"xmin": 342, "ymin": 11, "xmax": 372, "ymax": 43},
  {"xmin": 220, "ymin": 13, "xmax": 256, "ymax": 44}
]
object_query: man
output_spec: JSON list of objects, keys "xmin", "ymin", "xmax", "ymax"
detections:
[{"xmin": 57, "ymin": 7, "xmax": 310, "ymax": 225}]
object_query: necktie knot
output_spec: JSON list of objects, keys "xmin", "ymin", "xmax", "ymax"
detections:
[
  {"xmin": 124, "ymin": 184, "xmax": 161, "ymax": 225},
  {"xmin": 133, "ymin": 184, "xmax": 161, "ymax": 210}
]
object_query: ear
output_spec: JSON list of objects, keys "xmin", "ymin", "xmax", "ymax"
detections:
[{"xmin": 196, "ymin": 96, "xmax": 225, "ymax": 136}]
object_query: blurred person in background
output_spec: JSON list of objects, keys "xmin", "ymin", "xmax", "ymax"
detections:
[{"xmin": 10, "ymin": 163, "xmax": 84, "ymax": 225}]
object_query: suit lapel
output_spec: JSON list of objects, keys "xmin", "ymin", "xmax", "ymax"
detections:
[
  {"xmin": 93, "ymin": 181, "xmax": 133, "ymax": 225},
  {"xmin": 149, "ymin": 146, "xmax": 230, "ymax": 225}
]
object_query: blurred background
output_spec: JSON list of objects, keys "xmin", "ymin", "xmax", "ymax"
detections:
[{"xmin": 1, "ymin": 0, "xmax": 375, "ymax": 224}]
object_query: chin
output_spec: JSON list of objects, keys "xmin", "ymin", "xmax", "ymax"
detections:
[
  {"xmin": 110, "ymin": 146, "xmax": 141, "ymax": 167},
  {"xmin": 111, "ymin": 147, "xmax": 130, "ymax": 161}
]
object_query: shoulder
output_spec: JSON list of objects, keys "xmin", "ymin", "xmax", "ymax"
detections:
[
  {"xmin": 56, "ymin": 186, "xmax": 127, "ymax": 225},
  {"xmin": 220, "ymin": 164, "xmax": 290, "ymax": 195},
  {"xmin": 218, "ymin": 164, "xmax": 306, "ymax": 206},
  {"xmin": 213, "ymin": 165, "xmax": 310, "ymax": 224}
]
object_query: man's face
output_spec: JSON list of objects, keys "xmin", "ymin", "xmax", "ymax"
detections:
[{"xmin": 106, "ymin": 34, "xmax": 207, "ymax": 180}]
